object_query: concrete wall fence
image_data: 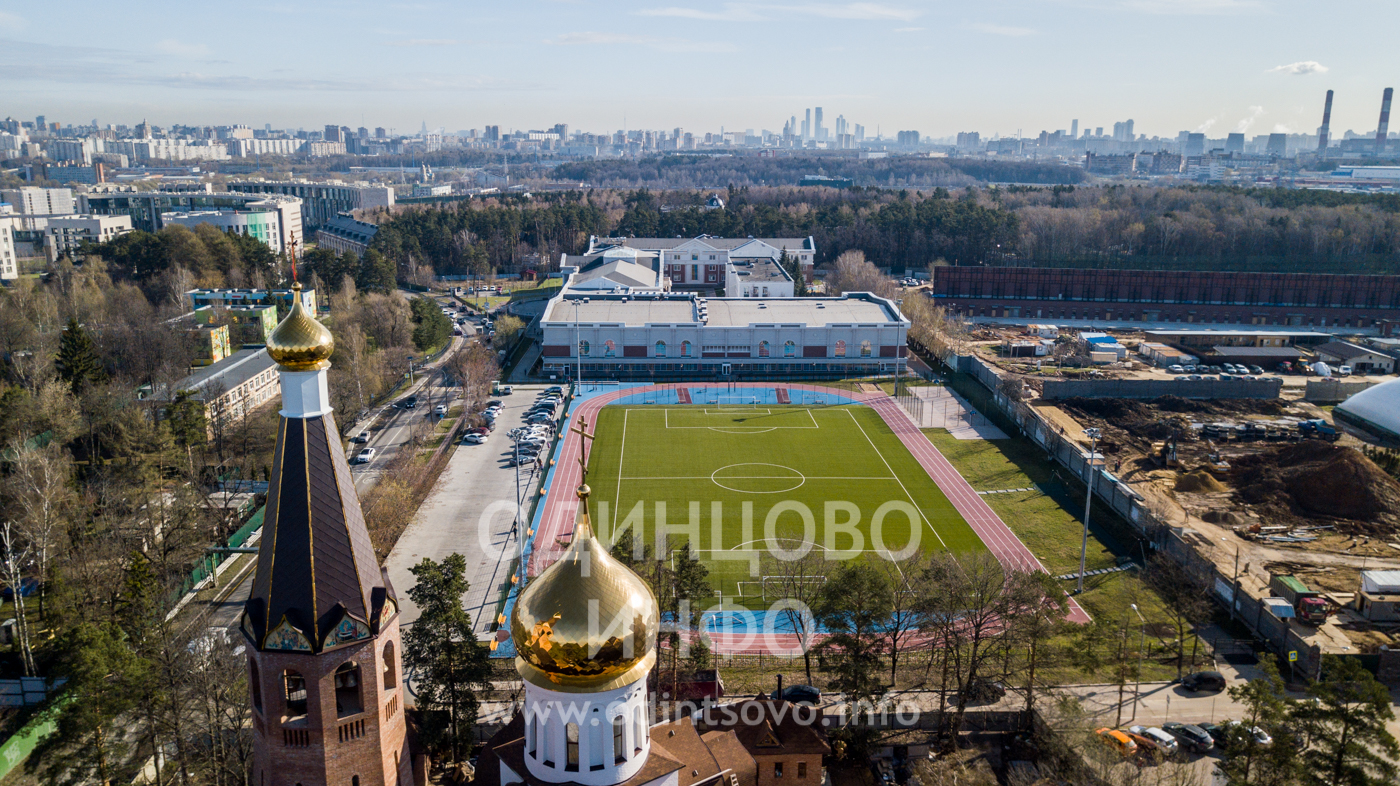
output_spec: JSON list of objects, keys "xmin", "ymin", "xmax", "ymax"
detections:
[
  {"xmin": 1041, "ymin": 378, "xmax": 1283, "ymax": 400},
  {"xmin": 931, "ymin": 348, "xmax": 1400, "ymax": 683},
  {"xmin": 1304, "ymin": 378, "xmax": 1378, "ymax": 403}
]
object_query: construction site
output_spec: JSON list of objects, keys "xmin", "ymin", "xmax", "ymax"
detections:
[{"xmin": 942, "ymin": 321, "xmax": 1400, "ymax": 678}]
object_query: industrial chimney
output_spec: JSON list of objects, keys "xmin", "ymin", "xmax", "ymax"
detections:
[
  {"xmin": 1377, "ymin": 87, "xmax": 1393, "ymax": 155},
  {"xmin": 1318, "ymin": 89, "xmax": 1334, "ymax": 153}
]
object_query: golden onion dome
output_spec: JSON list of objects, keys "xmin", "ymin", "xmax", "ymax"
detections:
[
  {"xmin": 266, "ymin": 283, "xmax": 333, "ymax": 371},
  {"xmin": 512, "ymin": 484, "xmax": 659, "ymax": 693}
]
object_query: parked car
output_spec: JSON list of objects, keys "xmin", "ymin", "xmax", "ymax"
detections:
[
  {"xmin": 434, "ymin": 404, "xmax": 448, "ymax": 416},
  {"xmin": 351, "ymin": 431, "xmax": 370, "ymax": 443},
  {"xmin": 486, "ymin": 400, "xmax": 503, "ymax": 407},
  {"xmin": 498, "ymin": 385, "xmax": 514, "ymax": 394},
  {"xmin": 1096, "ymin": 729, "xmax": 1138, "ymax": 759},
  {"xmin": 544, "ymin": 386, "xmax": 563, "ymax": 394},
  {"xmin": 1338, "ymin": 365, "xmax": 1353, "ymax": 376},
  {"xmin": 1128, "ymin": 725, "xmax": 1179, "ymax": 755},
  {"xmin": 1249, "ymin": 365, "xmax": 1265, "ymax": 375},
  {"xmin": 1167, "ymin": 365, "xmax": 1185, "ymax": 374},
  {"xmin": 769, "ymin": 685, "xmax": 822, "ymax": 705},
  {"xmin": 463, "ymin": 434, "xmax": 488, "ymax": 445},
  {"xmin": 353, "ymin": 447, "xmax": 377, "ymax": 464},
  {"xmin": 1180, "ymin": 671, "xmax": 1226, "ymax": 693},
  {"xmin": 1162, "ymin": 722, "xmax": 1214, "ymax": 753},
  {"xmin": 1223, "ymin": 721, "xmax": 1272, "ymax": 747},
  {"xmin": 465, "ymin": 427, "xmax": 489, "ymax": 436},
  {"xmin": 1198, "ymin": 722, "xmax": 1227, "ymax": 744}
]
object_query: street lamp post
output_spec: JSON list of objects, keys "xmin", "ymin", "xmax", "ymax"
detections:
[
  {"xmin": 1130, "ymin": 603, "xmax": 1147, "ymax": 723},
  {"xmin": 1078, "ymin": 427, "xmax": 1102, "ymax": 594},
  {"xmin": 407, "ymin": 356, "xmax": 415, "ymax": 385}
]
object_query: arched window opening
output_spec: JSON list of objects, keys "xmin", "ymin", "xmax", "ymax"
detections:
[
  {"xmin": 334, "ymin": 662, "xmax": 363, "ymax": 718},
  {"xmin": 758, "ymin": 341, "xmax": 770, "ymax": 358},
  {"xmin": 353, "ymin": 777, "xmax": 360, "ymax": 786},
  {"xmin": 566, "ymin": 722, "xmax": 580, "ymax": 771},
  {"xmin": 834, "ymin": 340, "xmax": 846, "ymax": 358},
  {"xmin": 382, "ymin": 641, "xmax": 396, "ymax": 690},
  {"xmin": 284, "ymin": 670, "xmax": 307, "ymax": 719},
  {"xmin": 613, "ymin": 715, "xmax": 626, "ymax": 761},
  {"xmin": 655, "ymin": 341, "xmax": 667, "ymax": 358},
  {"xmin": 681, "ymin": 341, "xmax": 692, "ymax": 358},
  {"xmin": 861, "ymin": 340, "xmax": 872, "ymax": 358},
  {"xmin": 784, "ymin": 340, "xmax": 796, "ymax": 358},
  {"xmin": 250, "ymin": 660, "xmax": 263, "ymax": 713}
]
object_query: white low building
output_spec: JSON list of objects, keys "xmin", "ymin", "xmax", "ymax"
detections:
[
  {"xmin": 587, "ymin": 235, "xmax": 816, "ymax": 291},
  {"xmin": 725, "ymin": 257, "xmax": 794, "ymax": 298},
  {"xmin": 540, "ymin": 285, "xmax": 908, "ymax": 379},
  {"xmin": 557, "ymin": 247, "xmax": 667, "ymax": 293},
  {"xmin": 44, "ymin": 214, "xmax": 132, "ymax": 261}
]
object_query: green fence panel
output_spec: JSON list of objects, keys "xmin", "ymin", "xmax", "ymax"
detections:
[
  {"xmin": 0, "ymin": 700, "xmax": 64, "ymax": 780},
  {"xmin": 228, "ymin": 506, "xmax": 264, "ymax": 549}
]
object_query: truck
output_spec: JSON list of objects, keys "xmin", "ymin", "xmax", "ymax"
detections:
[
  {"xmin": 1297, "ymin": 419, "xmax": 1340, "ymax": 441},
  {"xmin": 1269, "ymin": 574, "xmax": 1332, "ymax": 625}
]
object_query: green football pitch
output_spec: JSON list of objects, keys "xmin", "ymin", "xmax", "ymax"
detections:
[{"xmin": 583, "ymin": 405, "xmax": 987, "ymax": 604}]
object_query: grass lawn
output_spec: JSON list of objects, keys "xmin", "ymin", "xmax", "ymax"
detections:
[
  {"xmin": 585, "ymin": 405, "xmax": 986, "ymax": 605},
  {"xmin": 922, "ymin": 428, "xmax": 1202, "ymax": 682}
]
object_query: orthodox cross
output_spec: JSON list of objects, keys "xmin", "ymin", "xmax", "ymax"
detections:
[{"xmin": 570, "ymin": 416, "xmax": 595, "ymax": 484}]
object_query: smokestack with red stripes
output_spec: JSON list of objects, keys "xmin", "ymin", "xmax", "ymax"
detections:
[
  {"xmin": 1317, "ymin": 89, "xmax": 1334, "ymax": 153},
  {"xmin": 1377, "ymin": 87, "xmax": 1393, "ymax": 155}
]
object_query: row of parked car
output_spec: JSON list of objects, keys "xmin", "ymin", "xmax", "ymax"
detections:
[{"xmin": 1099, "ymin": 718, "xmax": 1275, "ymax": 762}]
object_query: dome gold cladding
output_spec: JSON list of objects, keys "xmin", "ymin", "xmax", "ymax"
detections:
[
  {"xmin": 267, "ymin": 283, "xmax": 334, "ymax": 371},
  {"xmin": 511, "ymin": 485, "xmax": 659, "ymax": 693}
]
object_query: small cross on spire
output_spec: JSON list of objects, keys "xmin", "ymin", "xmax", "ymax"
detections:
[{"xmin": 569, "ymin": 416, "xmax": 595, "ymax": 485}]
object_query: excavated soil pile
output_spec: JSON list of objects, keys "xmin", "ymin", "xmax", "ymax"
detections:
[
  {"xmin": 1059, "ymin": 397, "xmax": 1198, "ymax": 445},
  {"xmin": 1176, "ymin": 470, "xmax": 1227, "ymax": 493},
  {"xmin": 1232, "ymin": 442, "xmax": 1400, "ymax": 535},
  {"xmin": 1201, "ymin": 509, "xmax": 1249, "ymax": 526}
]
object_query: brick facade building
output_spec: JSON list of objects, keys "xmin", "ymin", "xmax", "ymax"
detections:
[{"xmin": 930, "ymin": 266, "xmax": 1400, "ymax": 329}]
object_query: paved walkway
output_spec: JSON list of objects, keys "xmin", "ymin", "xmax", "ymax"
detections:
[
  {"xmin": 906, "ymin": 385, "xmax": 1008, "ymax": 440},
  {"xmin": 524, "ymin": 383, "xmax": 1089, "ymax": 645}
]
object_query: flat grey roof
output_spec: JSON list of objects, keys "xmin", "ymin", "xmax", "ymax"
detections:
[
  {"xmin": 1207, "ymin": 346, "xmax": 1302, "ymax": 357},
  {"xmin": 730, "ymin": 259, "xmax": 790, "ymax": 283},
  {"xmin": 1145, "ymin": 329, "xmax": 1333, "ymax": 338},
  {"xmin": 547, "ymin": 298, "xmax": 696, "ymax": 325},
  {"xmin": 703, "ymin": 296, "xmax": 899, "ymax": 327},
  {"xmin": 173, "ymin": 348, "xmax": 275, "ymax": 398}
]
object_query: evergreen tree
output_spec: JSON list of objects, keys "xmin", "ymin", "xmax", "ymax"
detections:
[
  {"xmin": 167, "ymin": 390, "xmax": 208, "ymax": 448},
  {"xmin": 814, "ymin": 562, "xmax": 892, "ymax": 704},
  {"xmin": 36, "ymin": 623, "xmax": 147, "ymax": 785},
  {"xmin": 55, "ymin": 319, "xmax": 107, "ymax": 395},
  {"xmin": 1296, "ymin": 658, "xmax": 1399, "ymax": 786},
  {"xmin": 778, "ymin": 250, "xmax": 808, "ymax": 296},
  {"xmin": 403, "ymin": 554, "xmax": 491, "ymax": 765}
]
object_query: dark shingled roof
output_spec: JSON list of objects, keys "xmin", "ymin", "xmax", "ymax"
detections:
[{"xmin": 243, "ymin": 413, "xmax": 394, "ymax": 651}]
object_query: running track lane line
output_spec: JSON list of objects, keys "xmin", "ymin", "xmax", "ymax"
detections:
[{"xmin": 532, "ymin": 384, "xmax": 1089, "ymax": 624}]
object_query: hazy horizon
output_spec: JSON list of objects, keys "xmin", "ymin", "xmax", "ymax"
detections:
[{"xmin": 1, "ymin": 0, "xmax": 1396, "ymax": 139}]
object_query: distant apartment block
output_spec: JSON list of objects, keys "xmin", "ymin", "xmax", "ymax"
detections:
[
  {"xmin": 81, "ymin": 190, "xmax": 304, "ymax": 252},
  {"xmin": 44, "ymin": 214, "xmax": 133, "ymax": 261},
  {"xmin": 1, "ymin": 187, "xmax": 76, "ymax": 216},
  {"xmin": 314, "ymin": 212, "xmax": 379, "ymax": 256},
  {"xmin": 227, "ymin": 138, "xmax": 303, "ymax": 157},
  {"xmin": 186, "ymin": 287, "xmax": 317, "ymax": 313},
  {"xmin": 228, "ymin": 180, "xmax": 395, "ymax": 228},
  {"xmin": 161, "ymin": 208, "xmax": 289, "ymax": 254},
  {"xmin": 930, "ymin": 266, "xmax": 1400, "ymax": 329},
  {"xmin": 0, "ymin": 217, "xmax": 16, "ymax": 280}
]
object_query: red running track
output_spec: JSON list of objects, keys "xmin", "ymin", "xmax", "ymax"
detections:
[{"xmin": 531, "ymin": 383, "xmax": 1090, "ymax": 626}]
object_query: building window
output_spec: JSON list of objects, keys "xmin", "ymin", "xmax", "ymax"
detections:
[
  {"xmin": 334, "ymin": 662, "xmax": 363, "ymax": 718},
  {"xmin": 250, "ymin": 660, "xmax": 263, "ymax": 713},
  {"xmin": 578, "ymin": 340, "xmax": 589, "ymax": 357},
  {"xmin": 566, "ymin": 723, "xmax": 580, "ymax": 771},
  {"xmin": 284, "ymin": 670, "xmax": 307, "ymax": 719},
  {"xmin": 861, "ymin": 340, "xmax": 872, "ymax": 358},
  {"xmin": 784, "ymin": 341, "xmax": 796, "ymax": 358},
  {"xmin": 775, "ymin": 762, "xmax": 784, "ymax": 778},
  {"xmin": 798, "ymin": 762, "xmax": 807, "ymax": 778},
  {"xmin": 691, "ymin": 264, "xmax": 699, "ymax": 279},
  {"xmin": 759, "ymin": 341, "xmax": 770, "ymax": 358},
  {"xmin": 383, "ymin": 641, "xmax": 396, "ymax": 690},
  {"xmin": 613, "ymin": 716, "xmax": 626, "ymax": 760},
  {"xmin": 655, "ymin": 341, "xmax": 667, "ymax": 358},
  {"xmin": 681, "ymin": 341, "xmax": 692, "ymax": 358},
  {"xmin": 834, "ymin": 340, "xmax": 846, "ymax": 357}
]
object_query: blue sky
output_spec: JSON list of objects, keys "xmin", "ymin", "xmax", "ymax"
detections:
[{"xmin": 1, "ymin": 0, "xmax": 1395, "ymax": 139}]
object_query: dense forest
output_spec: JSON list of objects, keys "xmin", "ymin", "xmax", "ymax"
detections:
[
  {"xmin": 369, "ymin": 183, "xmax": 1400, "ymax": 277},
  {"xmin": 553, "ymin": 154, "xmax": 1086, "ymax": 189}
]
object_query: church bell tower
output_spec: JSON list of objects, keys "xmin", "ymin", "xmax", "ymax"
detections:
[{"xmin": 241, "ymin": 283, "xmax": 412, "ymax": 786}]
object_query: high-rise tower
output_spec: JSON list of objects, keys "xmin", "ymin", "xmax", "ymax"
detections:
[
  {"xmin": 1317, "ymin": 89, "xmax": 1334, "ymax": 153},
  {"xmin": 1377, "ymin": 88, "xmax": 1393, "ymax": 155},
  {"xmin": 241, "ymin": 283, "xmax": 411, "ymax": 786}
]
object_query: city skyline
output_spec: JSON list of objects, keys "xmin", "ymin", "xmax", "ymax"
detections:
[{"xmin": 2, "ymin": 0, "xmax": 1398, "ymax": 138}]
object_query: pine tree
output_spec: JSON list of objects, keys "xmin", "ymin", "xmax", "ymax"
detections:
[
  {"xmin": 55, "ymin": 318, "xmax": 107, "ymax": 395},
  {"xmin": 403, "ymin": 554, "xmax": 491, "ymax": 765},
  {"xmin": 1296, "ymin": 657, "xmax": 1399, "ymax": 785}
]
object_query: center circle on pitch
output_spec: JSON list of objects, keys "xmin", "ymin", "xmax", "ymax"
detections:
[{"xmin": 710, "ymin": 463, "xmax": 805, "ymax": 494}]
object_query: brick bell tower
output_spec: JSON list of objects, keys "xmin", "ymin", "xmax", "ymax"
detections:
[{"xmin": 240, "ymin": 282, "xmax": 412, "ymax": 786}]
